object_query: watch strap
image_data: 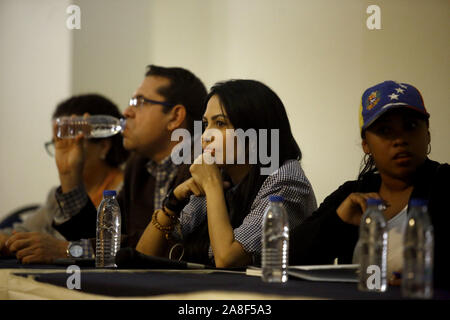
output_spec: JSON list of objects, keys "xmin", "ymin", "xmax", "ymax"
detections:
[
  {"xmin": 66, "ymin": 241, "xmax": 73, "ymax": 258},
  {"xmin": 162, "ymin": 187, "xmax": 189, "ymax": 217}
]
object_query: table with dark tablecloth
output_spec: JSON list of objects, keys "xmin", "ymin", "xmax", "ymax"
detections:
[{"xmin": 2, "ymin": 258, "xmax": 450, "ymax": 300}]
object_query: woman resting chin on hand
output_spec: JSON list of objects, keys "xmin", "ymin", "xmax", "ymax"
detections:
[{"xmin": 136, "ymin": 79, "xmax": 317, "ymax": 268}]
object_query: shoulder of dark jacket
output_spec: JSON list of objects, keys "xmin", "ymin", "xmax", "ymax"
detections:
[
  {"xmin": 420, "ymin": 158, "xmax": 450, "ymax": 177},
  {"xmin": 123, "ymin": 152, "xmax": 151, "ymax": 175},
  {"xmin": 411, "ymin": 158, "xmax": 450, "ymax": 198}
]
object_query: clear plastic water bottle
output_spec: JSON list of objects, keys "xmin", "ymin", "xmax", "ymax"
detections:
[
  {"xmin": 262, "ymin": 195, "xmax": 289, "ymax": 283},
  {"xmin": 56, "ymin": 115, "xmax": 126, "ymax": 139},
  {"xmin": 355, "ymin": 198, "xmax": 388, "ymax": 292},
  {"xmin": 402, "ymin": 198, "xmax": 434, "ymax": 299},
  {"xmin": 96, "ymin": 190, "xmax": 121, "ymax": 268}
]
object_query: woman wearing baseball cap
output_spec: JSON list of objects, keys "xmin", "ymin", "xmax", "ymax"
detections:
[{"xmin": 289, "ymin": 80, "xmax": 450, "ymax": 290}]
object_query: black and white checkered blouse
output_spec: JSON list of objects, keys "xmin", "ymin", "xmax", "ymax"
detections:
[{"xmin": 179, "ymin": 159, "xmax": 317, "ymax": 264}]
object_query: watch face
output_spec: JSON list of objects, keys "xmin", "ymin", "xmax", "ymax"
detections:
[{"xmin": 69, "ymin": 244, "xmax": 83, "ymax": 258}]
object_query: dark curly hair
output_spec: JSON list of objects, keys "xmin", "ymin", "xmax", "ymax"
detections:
[{"xmin": 53, "ymin": 94, "xmax": 129, "ymax": 167}]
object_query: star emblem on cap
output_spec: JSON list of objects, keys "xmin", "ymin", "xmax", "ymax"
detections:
[
  {"xmin": 395, "ymin": 88, "xmax": 405, "ymax": 94},
  {"xmin": 388, "ymin": 93, "xmax": 399, "ymax": 100}
]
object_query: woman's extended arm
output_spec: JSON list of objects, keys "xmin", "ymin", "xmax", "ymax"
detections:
[
  {"xmin": 202, "ymin": 176, "xmax": 252, "ymax": 268},
  {"xmin": 135, "ymin": 208, "xmax": 173, "ymax": 257},
  {"xmin": 189, "ymin": 154, "xmax": 251, "ymax": 268},
  {"xmin": 135, "ymin": 177, "xmax": 202, "ymax": 257}
]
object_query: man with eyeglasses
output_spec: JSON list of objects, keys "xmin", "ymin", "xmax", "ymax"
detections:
[{"xmin": 50, "ymin": 65, "xmax": 207, "ymax": 254}]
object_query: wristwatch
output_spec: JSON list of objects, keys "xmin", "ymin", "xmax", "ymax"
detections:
[
  {"xmin": 67, "ymin": 241, "xmax": 84, "ymax": 258},
  {"xmin": 162, "ymin": 187, "xmax": 190, "ymax": 216}
]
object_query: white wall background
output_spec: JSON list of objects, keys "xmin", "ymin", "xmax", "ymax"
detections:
[
  {"xmin": 0, "ymin": 0, "xmax": 72, "ymax": 217},
  {"xmin": 1, "ymin": 0, "xmax": 449, "ymax": 218}
]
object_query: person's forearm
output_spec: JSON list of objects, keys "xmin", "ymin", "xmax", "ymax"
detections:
[
  {"xmin": 59, "ymin": 170, "xmax": 83, "ymax": 193},
  {"xmin": 135, "ymin": 209, "xmax": 171, "ymax": 257},
  {"xmin": 204, "ymin": 181, "xmax": 239, "ymax": 268}
]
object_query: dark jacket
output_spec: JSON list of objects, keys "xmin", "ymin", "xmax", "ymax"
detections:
[
  {"xmin": 289, "ymin": 158, "xmax": 450, "ymax": 289},
  {"xmin": 54, "ymin": 154, "xmax": 190, "ymax": 248}
]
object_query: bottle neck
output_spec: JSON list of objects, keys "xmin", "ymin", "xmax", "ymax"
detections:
[
  {"xmin": 367, "ymin": 203, "xmax": 384, "ymax": 211},
  {"xmin": 270, "ymin": 201, "xmax": 283, "ymax": 207},
  {"xmin": 411, "ymin": 205, "xmax": 427, "ymax": 211},
  {"xmin": 409, "ymin": 205, "xmax": 430, "ymax": 219}
]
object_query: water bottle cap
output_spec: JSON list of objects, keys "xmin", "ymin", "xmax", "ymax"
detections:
[
  {"xmin": 269, "ymin": 195, "xmax": 284, "ymax": 202},
  {"xmin": 103, "ymin": 190, "xmax": 117, "ymax": 197},
  {"xmin": 366, "ymin": 198, "xmax": 383, "ymax": 206},
  {"xmin": 409, "ymin": 198, "xmax": 428, "ymax": 207}
]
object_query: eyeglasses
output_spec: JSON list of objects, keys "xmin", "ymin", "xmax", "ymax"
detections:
[
  {"xmin": 129, "ymin": 97, "xmax": 175, "ymax": 108},
  {"xmin": 44, "ymin": 140, "xmax": 55, "ymax": 157}
]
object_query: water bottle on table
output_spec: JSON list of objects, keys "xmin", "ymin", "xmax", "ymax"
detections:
[
  {"xmin": 262, "ymin": 195, "xmax": 289, "ymax": 283},
  {"xmin": 402, "ymin": 198, "xmax": 434, "ymax": 299},
  {"xmin": 96, "ymin": 190, "xmax": 121, "ymax": 268},
  {"xmin": 355, "ymin": 198, "xmax": 388, "ymax": 292},
  {"xmin": 56, "ymin": 115, "xmax": 126, "ymax": 139}
]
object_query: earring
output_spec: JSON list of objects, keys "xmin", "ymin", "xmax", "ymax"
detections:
[
  {"xmin": 363, "ymin": 153, "xmax": 371, "ymax": 164},
  {"xmin": 427, "ymin": 143, "xmax": 431, "ymax": 155}
]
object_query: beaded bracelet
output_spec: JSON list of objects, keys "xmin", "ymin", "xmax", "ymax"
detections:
[{"xmin": 151, "ymin": 210, "xmax": 176, "ymax": 240}]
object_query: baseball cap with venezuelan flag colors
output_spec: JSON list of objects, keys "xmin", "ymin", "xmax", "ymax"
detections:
[{"xmin": 359, "ymin": 80, "xmax": 429, "ymax": 133}]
